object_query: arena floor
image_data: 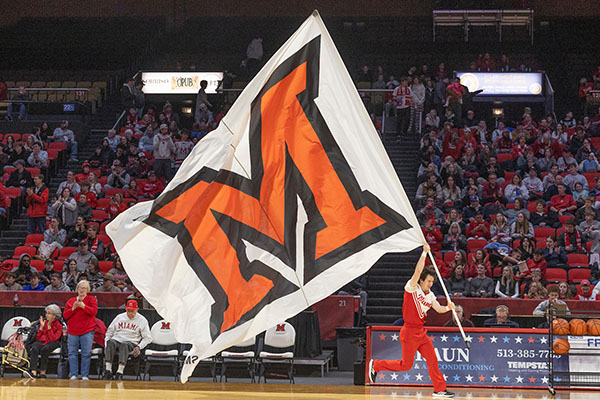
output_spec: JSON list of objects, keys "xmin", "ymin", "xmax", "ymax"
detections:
[{"xmin": 0, "ymin": 378, "xmax": 592, "ymax": 400}]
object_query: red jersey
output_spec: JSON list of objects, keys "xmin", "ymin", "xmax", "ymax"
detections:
[
  {"xmin": 403, "ymin": 281, "xmax": 439, "ymax": 326},
  {"xmin": 174, "ymin": 139, "xmax": 194, "ymax": 168},
  {"xmin": 140, "ymin": 180, "xmax": 164, "ymax": 198},
  {"xmin": 75, "ymin": 191, "xmax": 97, "ymax": 208}
]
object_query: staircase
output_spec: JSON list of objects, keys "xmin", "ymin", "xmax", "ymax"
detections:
[
  {"xmin": 0, "ymin": 97, "xmax": 122, "ymax": 259},
  {"xmin": 365, "ymin": 131, "xmax": 422, "ymax": 325}
]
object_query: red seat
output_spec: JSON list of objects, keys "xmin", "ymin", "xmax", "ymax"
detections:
[
  {"xmin": 136, "ymin": 179, "xmax": 148, "ymax": 188},
  {"xmin": 98, "ymin": 176, "xmax": 108, "ymax": 186},
  {"xmin": 4, "ymin": 187, "xmax": 21, "ymax": 198},
  {"xmin": 497, "ymin": 153, "xmax": 514, "ymax": 163},
  {"xmin": 95, "ymin": 198, "xmax": 111, "ymax": 210},
  {"xmin": 13, "ymin": 246, "xmax": 36, "ymax": 258},
  {"xmin": 584, "ymin": 172, "xmax": 600, "ymax": 189},
  {"xmin": 99, "ymin": 261, "xmax": 113, "ymax": 273},
  {"xmin": 99, "ymin": 221, "xmax": 110, "ymax": 234},
  {"xmin": 569, "ymin": 269, "xmax": 591, "ymax": 283},
  {"xmin": 492, "ymin": 267, "xmax": 502, "ymax": 277},
  {"xmin": 24, "ymin": 234, "xmax": 44, "ymax": 246},
  {"xmin": 467, "ymin": 239, "xmax": 487, "ymax": 252},
  {"xmin": 545, "ymin": 268, "xmax": 567, "ymax": 283},
  {"xmin": 512, "ymin": 239, "xmax": 521, "ymax": 248},
  {"xmin": 443, "ymin": 251, "xmax": 456, "ymax": 264},
  {"xmin": 53, "ymin": 259, "xmax": 65, "ymax": 272},
  {"xmin": 558, "ymin": 215, "xmax": 571, "ymax": 226},
  {"xmin": 504, "ymin": 171, "xmax": 516, "ymax": 183},
  {"xmin": 47, "ymin": 149, "xmax": 59, "ymax": 161},
  {"xmin": 527, "ymin": 203, "xmax": 538, "ymax": 213},
  {"xmin": 48, "ymin": 142, "xmax": 67, "ymax": 151},
  {"xmin": 2, "ymin": 133, "xmax": 21, "ymax": 143},
  {"xmin": 534, "ymin": 227, "xmax": 555, "ymax": 241},
  {"xmin": 590, "ymin": 137, "xmax": 600, "ymax": 149},
  {"xmin": 97, "ymin": 234, "xmax": 112, "ymax": 248},
  {"xmin": 536, "ymin": 240, "xmax": 547, "ymax": 248},
  {"xmin": 91, "ymin": 209, "xmax": 109, "ymax": 222},
  {"xmin": 58, "ymin": 246, "xmax": 78, "ymax": 259},
  {"xmin": 1, "ymin": 259, "xmax": 20, "ymax": 270},
  {"xmin": 567, "ymin": 253, "xmax": 589, "ymax": 267},
  {"xmin": 86, "ymin": 221, "xmax": 99, "ymax": 230},
  {"xmin": 556, "ymin": 227, "xmax": 566, "ymax": 237},
  {"xmin": 25, "ymin": 168, "xmax": 40, "ymax": 177},
  {"xmin": 105, "ymin": 188, "xmax": 123, "ymax": 198},
  {"xmin": 31, "ymin": 260, "xmax": 45, "ymax": 272}
]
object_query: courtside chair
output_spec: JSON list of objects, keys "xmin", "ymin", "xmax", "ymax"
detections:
[
  {"xmin": 144, "ymin": 320, "xmax": 180, "ymax": 381},
  {"xmin": 256, "ymin": 322, "xmax": 296, "ymax": 384},
  {"xmin": 219, "ymin": 336, "xmax": 257, "ymax": 383},
  {"xmin": 180, "ymin": 344, "xmax": 219, "ymax": 382}
]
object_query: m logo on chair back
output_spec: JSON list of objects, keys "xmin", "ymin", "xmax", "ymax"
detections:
[
  {"xmin": 13, "ymin": 319, "xmax": 22, "ymax": 327},
  {"xmin": 161, "ymin": 322, "xmax": 171, "ymax": 330},
  {"xmin": 275, "ymin": 324, "xmax": 286, "ymax": 332}
]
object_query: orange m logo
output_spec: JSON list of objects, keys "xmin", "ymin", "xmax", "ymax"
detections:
[{"xmin": 144, "ymin": 36, "xmax": 410, "ymax": 341}]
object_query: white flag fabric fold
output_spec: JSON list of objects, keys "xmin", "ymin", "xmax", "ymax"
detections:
[{"xmin": 107, "ymin": 10, "xmax": 425, "ymax": 383}]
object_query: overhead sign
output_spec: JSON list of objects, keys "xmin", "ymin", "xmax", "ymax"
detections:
[
  {"xmin": 141, "ymin": 72, "xmax": 223, "ymax": 94},
  {"xmin": 456, "ymin": 72, "xmax": 543, "ymax": 96}
]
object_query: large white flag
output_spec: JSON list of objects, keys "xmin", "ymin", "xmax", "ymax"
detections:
[{"xmin": 107, "ymin": 10, "xmax": 425, "ymax": 382}]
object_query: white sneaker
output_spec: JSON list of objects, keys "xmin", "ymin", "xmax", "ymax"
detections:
[
  {"xmin": 70, "ymin": 376, "xmax": 77, "ymax": 380},
  {"xmin": 432, "ymin": 391, "xmax": 455, "ymax": 398},
  {"xmin": 81, "ymin": 377, "xmax": 89, "ymax": 381},
  {"xmin": 368, "ymin": 359, "xmax": 377, "ymax": 383}
]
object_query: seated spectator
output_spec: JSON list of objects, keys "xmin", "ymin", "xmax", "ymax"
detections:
[
  {"xmin": 0, "ymin": 272, "xmax": 22, "ymax": 291},
  {"xmin": 510, "ymin": 212, "xmax": 534, "ymax": 241},
  {"xmin": 496, "ymin": 130, "xmax": 514, "ymax": 154},
  {"xmin": 463, "ymin": 195, "xmax": 485, "ymax": 223},
  {"xmin": 561, "ymin": 111, "xmax": 576, "ymax": 129},
  {"xmin": 107, "ymin": 192, "xmax": 127, "ymax": 220},
  {"xmin": 576, "ymin": 280, "xmax": 599, "ymax": 301},
  {"xmin": 533, "ymin": 286, "xmax": 569, "ymax": 315},
  {"xmin": 77, "ymin": 195, "xmax": 93, "ymax": 221},
  {"xmin": 87, "ymin": 172, "xmax": 103, "ymax": 197},
  {"xmin": 416, "ymin": 197, "xmax": 444, "ymax": 225},
  {"xmin": 590, "ymin": 178, "xmax": 600, "ymax": 199},
  {"xmin": 39, "ymin": 217, "xmax": 67, "ymax": 260},
  {"xmin": 416, "ymin": 174, "xmax": 442, "ymax": 206},
  {"xmin": 542, "ymin": 164, "xmax": 560, "ymax": 190},
  {"xmin": 526, "ymin": 281, "xmax": 547, "ymax": 299},
  {"xmin": 551, "ymin": 123, "xmax": 568, "ymax": 145},
  {"xmin": 536, "ymin": 148, "xmax": 556, "ymax": 173},
  {"xmin": 544, "ymin": 174, "xmax": 572, "ymax": 202},
  {"xmin": 44, "ymin": 272, "xmax": 71, "ymax": 292},
  {"xmin": 579, "ymin": 152, "xmax": 599, "ymax": 173},
  {"xmin": 94, "ymin": 273, "xmax": 121, "ymax": 293},
  {"xmin": 10, "ymin": 142, "xmax": 30, "ymax": 166},
  {"xmin": 558, "ymin": 281, "xmax": 575, "ymax": 300},
  {"xmin": 74, "ymin": 163, "xmax": 92, "ymax": 183},
  {"xmin": 11, "ymin": 254, "xmax": 37, "ymax": 286},
  {"xmin": 52, "ymin": 188, "xmax": 77, "ymax": 231},
  {"xmin": 27, "ymin": 304, "xmax": 63, "ymax": 378},
  {"xmin": 124, "ymin": 179, "xmax": 140, "ymax": 200},
  {"xmin": 466, "ymin": 249, "xmax": 491, "ymax": 278},
  {"xmin": 102, "ymin": 299, "xmax": 152, "ymax": 381},
  {"xmin": 563, "ymin": 163, "xmax": 588, "ymax": 191},
  {"xmin": 52, "ymin": 120, "xmax": 78, "ymax": 162},
  {"xmin": 558, "ymin": 218, "xmax": 585, "ymax": 254},
  {"xmin": 576, "ymin": 139, "xmax": 595, "ymax": 163},
  {"xmin": 87, "ymin": 258, "xmax": 104, "ymax": 291},
  {"xmin": 108, "ymin": 257, "xmax": 128, "ymax": 290},
  {"xmin": 39, "ymin": 259, "xmax": 54, "ymax": 286},
  {"xmin": 68, "ymin": 216, "xmax": 88, "ymax": 246},
  {"xmin": 543, "ymin": 236, "xmax": 568, "ymax": 268},
  {"xmin": 446, "ymin": 263, "xmax": 468, "ymax": 297},
  {"xmin": 523, "ymin": 167, "xmax": 543, "ymax": 200},
  {"xmin": 442, "ymin": 250, "xmax": 467, "ymax": 279},
  {"xmin": 6, "ymin": 159, "xmax": 33, "ymax": 194},
  {"xmin": 443, "ymin": 304, "xmax": 474, "ymax": 327},
  {"xmin": 481, "ymin": 174, "xmax": 507, "ymax": 207},
  {"xmin": 23, "ymin": 272, "xmax": 45, "ymax": 291},
  {"xmin": 466, "ymin": 211, "xmax": 490, "ymax": 240},
  {"xmin": 68, "ymin": 241, "xmax": 97, "ymax": 272},
  {"xmin": 469, "ymin": 264, "xmax": 494, "ymax": 298},
  {"xmin": 442, "ymin": 222, "xmax": 467, "ymax": 252},
  {"xmin": 578, "ymin": 211, "xmax": 600, "ymax": 236},
  {"xmin": 422, "ymin": 219, "xmax": 443, "ymax": 252},
  {"xmin": 138, "ymin": 170, "xmax": 164, "ymax": 199},
  {"xmin": 572, "ymin": 182, "xmax": 589, "ymax": 206},
  {"xmin": 104, "ymin": 161, "xmax": 131, "ymax": 191},
  {"xmin": 440, "ymin": 208, "xmax": 465, "ymax": 234},
  {"xmin": 504, "ymin": 197, "xmax": 529, "ymax": 225},
  {"xmin": 549, "ymin": 183, "xmax": 577, "ymax": 219},
  {"xmin": 441, "ymin": 176, "xmax": 461, "ymax": 211},
  {"xmin": 495, "ymin": 265, "xmax": 519, "ymax": 298},
  {"xmin": 523, "ymin": 249, "xmax": 548, "ymax": 281},
  {"xmin": 557, "ymin": 149, "xmax": 577, "ymax": 172},
  {"xmin": 505, "ymin": 174, "xmax": 529, "ymax": 203},
  {"xmin": 490, "ymin": 213, "xmax": 511, "ymax": 245},
  {"xmin": 518, "ymin": 236, "xmax": 535, "ymax": 261},
  {"xmin": 27, "ymin": 142, "xmax": 48, "ymax": 176},
  {"xmin": 104, "ymin": 129, "xmax": 120, "ymax": 152},
  {"xmin": 62, "ymin": 260, "xmax": 81, "ymax": 291},
  {"xmin": 530, "ymin": 199, "xmax": 559, "ymax": 228},
  {"xmin": 75, "ymin": 181, "xmax": 97, "ymax": 209},
  {"xmin": 137, "ymin": 125, "xmax": 155, "ymax": 153},
  {"xmin": 6, "ymin": 86, "xmax": 30, "ymax": 120},
  {"xmin": 576, "ymin": 197, "xmax": 599, "ymax": 224},
  {"xmin": 484, "ymin": 305, "xmax": 520, "ymax": 327},
  {"xmin": 85, "ymin": 225, "xmax": 104, "ymax": 260}
]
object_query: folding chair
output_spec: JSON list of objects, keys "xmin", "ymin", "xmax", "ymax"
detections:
[
  {"xmin": 256, "ymin": 322, "xmax": 295, "ymax": 384},
  {"xmin": 144, "ymin": 320, "xmax": 180, "ymax": 381},
  {"xmin": 219, "ymin": 336, "xmax": 257, "ymax": 382}
]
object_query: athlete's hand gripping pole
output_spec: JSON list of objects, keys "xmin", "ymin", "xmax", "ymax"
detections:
[{"xmin": 425, "ymin": 250, "xmax": 470, "ymax": 349}]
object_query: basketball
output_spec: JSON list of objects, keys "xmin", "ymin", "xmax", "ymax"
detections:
[
  {"xmin": 553, "ymin": 318, "xmax": 570, "ymax": 335},
  {"xmin": 588, "ymin": 319, "xmax": 600, "ymax": 336},
  {"xmin": 553, "ymin": 338, "xmax": 570, "ymax": 354},
  {"xmin": 570, "ymin": 319, "xmax": 588, "ymax": 336}
]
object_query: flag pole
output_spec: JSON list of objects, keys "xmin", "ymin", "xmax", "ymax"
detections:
[{"xmin": 425, "ymin": 250, "xmax": 470, "ymax": 349}]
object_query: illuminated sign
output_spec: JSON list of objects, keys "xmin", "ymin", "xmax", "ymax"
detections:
[
  {"xmin": 456, "ymin": 72, "xmax": 543, "ymax": 96},
  {"xmin": 141, "ymin": 72, "xmax": 224, "ymax": 94}
]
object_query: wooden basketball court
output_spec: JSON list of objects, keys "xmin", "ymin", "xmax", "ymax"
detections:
[{"xmin": 0, "ymin": 378, "xmax": 583, "ymax": 399}]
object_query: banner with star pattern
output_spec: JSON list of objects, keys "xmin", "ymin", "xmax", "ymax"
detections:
[{"xmin": 367, "ymin": 326, "xmax": 568, "ymax": 388}]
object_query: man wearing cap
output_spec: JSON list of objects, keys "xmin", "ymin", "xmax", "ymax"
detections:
[
  {"xmin": 52, "ymin": 120, "xmax": 78, "ymax": 162},
  {"xmin": 103, "ymin": 299, "xmax": 152, "ymax": 380},
  {"xmin": 104, "ymin": 160, "xmax": 131, "ymax": 191},
  {"xmin": 153, "ymin": 123, "xmax": 175, "ymax": 180},
  {"xmin": 576, "ymin": 280, "xmax": 599, "ymax": 301},
  {"xmin": 75, "ymin": 163, "xmax": 92, "ymax": 183},
  {"xmin": 67, "ymin": 241, "xmax": 97, "ymax": 273},
  {"xmin": 94, "ymin": 273, "xmax": 121, "ymax": 293},
  {"xmin": 462, "ymin": 194, "xmax": 484, "ymax": 222}
]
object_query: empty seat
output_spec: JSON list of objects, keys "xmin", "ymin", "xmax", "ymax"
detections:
[
  {"xmin": 24, "ymin": 234, "xmax": 44, "ymax": 246},
  {"xmin": 13, "ymin": 246, "xmax": 36, "ymax": 258},
  {"xmin": 567, "ymin": 254, "xmax": 588, "ymax": 267},
  {"xmin": 58, "ymin": 247, "xmax": 78, "ymax": 259},
  {"xmin": 545, "ymin": 268, "xmax": 567, "ymax": 283},
  {"xmin": 568, "ymin": 268, "xmax": 591, "ymax": 283}
]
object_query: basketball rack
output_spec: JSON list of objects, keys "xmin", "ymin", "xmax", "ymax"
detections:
[{"xmin": 548, "ymin": 307, "xmax": 600, "ymax": 395}]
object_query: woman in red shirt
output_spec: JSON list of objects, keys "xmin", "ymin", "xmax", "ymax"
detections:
[
  {"xmin": 107, "ymin": 192, "xmax": 127, "ymax": 220},
  {"xmin": 63, "ymin": 280, "xmax": 98, "ymax": 380},
  {"xmin": 28, "ymin": 304, "xmax": 63, "ymax": 378}
]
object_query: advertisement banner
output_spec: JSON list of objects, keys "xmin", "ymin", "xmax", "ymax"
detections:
[
  {"xmin": 456, "ymin": 72, "xmax": 543, "ymax": 96},
  {"xmin": 141, "ymin": 72, "xmax": 223, "ymax": 94},
  {"xmin": 367, "ymin": 326, "xmax": 567, "ymax": 388}
]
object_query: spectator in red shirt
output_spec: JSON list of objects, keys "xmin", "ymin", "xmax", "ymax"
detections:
[
  {"xmin": 124, "ymin": 179, "xmax": 141, "ymax": 200},
  {"xmin": 524, "ymin": 249, "xmax": 548, "ymax": 281},
  {"xmin": 576, "ymin": 280, "xmax": 599, "ymax": 301},
  {"xmin": 64, "ymin": 280, "xmax": 98, "ymax": 380},
  {"xmin": 0, "ymin": 184, "xmax": 10, "ymax": 220},
  {"xmin": 75, "ymin": 181, "xmax": 97, "ymax": 209},
  {"xmin": 549, "ymin": 183, "xmax": 577, "ymax": 216},
  {"xmin": 422, "ymin": 219, "xmax": 443, "ymax": 251},
  {"xmin": 139, "ymin": 170, "xmax": 164, "ymax": 199},
  {"xmin": 107, "ymin": 193, "xmax": 127, "ymax": 220},
  {"xmin": 466, "ymin": 249, "xmax": 492, "ymax": 278},
  {"xmin": 481, "ymin": 173, "xmax": 507, "ymax": 205},
  {"xmin": 75, "ymin": 163, "xmax": 92, "ymax": 183},
  {"xmin": 466, "ymin": 211, "xmax": 490, "ymax": 240},
  {"xmin": 28, "ymin": 304, "xmax": 63, "ymax": 378},
  {"xmin": 26, "ymin": 174, "xmax": 49, "ymax": 234}
]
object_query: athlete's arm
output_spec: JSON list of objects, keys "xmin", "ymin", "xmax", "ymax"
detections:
[
  {"xmin": 408, "ymin": 244, "xmax": 430, "ymax": 289},
  {"xmin": 432, "ymin": 298, "xmax": 456, "ymax": 314}
]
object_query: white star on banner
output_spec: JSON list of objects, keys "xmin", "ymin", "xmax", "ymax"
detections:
[
  {"xmin": 443, "ymin": 374, "xmax": 448, "ymax": 381},
  {"xmin": 390, "ymin": 373, "xmax": 398, "ymax": 380},
  {"xmin": 491, "ymin": 375, "xmax": 498, "ymax": 382},
  {"xmin": 515, "ymin": 336, "xmax": 523, "ymax": 344},
  {"xmin": 490, "ymin": 336, "xmax": 498, "ymax": 343},
  {"xmin": 466, "ymin": 335, "xmax": 473, "ymax": 342},
  {"xmin": 465, "ymin": 374, "xmax": 473, "ymax": 382},
  {"xmin": 540, "ymin": 337, "xmax": 548, "ymax": 344},
  {"xmin": 440, "ymin": 335, "xmax": 448, "ymax": 342},
  {"xmin": 541, "ymin": 376, "xmax": 549, "ymax": 384},
  {"xmin": 515, "ymin": 376, "xmax": 523, "ymax": 383},
  {"xmin": 415, "ymin": 373, "xmax": 423, "ymax": 381},
  {"xmin": 391, "ymin": 333, "xmax": 399, "ymax": 341}
]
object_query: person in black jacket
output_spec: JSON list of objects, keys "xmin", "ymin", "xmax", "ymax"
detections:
[
  {"xmin": 483, "ymin": 305, "xmax": 520, "ymax": 328},
  {"xmin": 6, "ymin": 159, "xmax": 33, "ymax": 196},
  {"xmin": 120, "ymin": 78, "xmax": 136, "ymax": 110}
]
